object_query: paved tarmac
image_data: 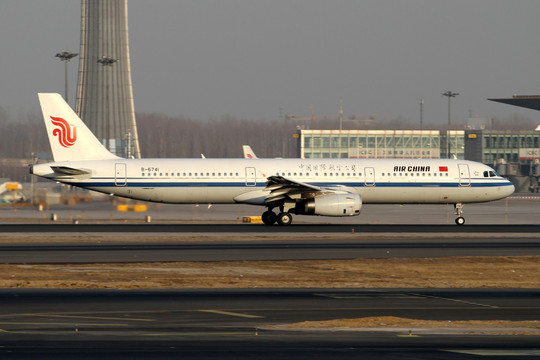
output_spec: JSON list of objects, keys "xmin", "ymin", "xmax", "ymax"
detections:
[
  {"xmin": 1, "ymin": 223, "xmax": 540, "ymax": 233},
  {"xmin": 0, "ymin": 237, "xmax": 539, "ymax": 263},
  {"xmin": 0, "ymin": 196, "xmax": 538, "ymax": 358},
  {"xmin": 1, "ymin": 195, "xmax": 539, "ymax": 225},
  {"xmin": 0, "ymin": 289, "xmax": 538, "ymax": 359}
]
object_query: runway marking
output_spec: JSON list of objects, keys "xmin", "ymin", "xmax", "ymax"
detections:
[
  {"xmin": 445, "ymin": 350, "xmax": 540, "ymax": 356},
  {"xmin": 407, "ymin": 293, "xmax": 499, "ymax": 308},
  {"xmin": 0, "ymin": 321, "xmax": 128, "ymax": 327},
  {"xmin": 144, "ymin": 332, "xmax": 253, "ymax": 336},
  {"xmin": 199, "ymin": 310, "xmax": 263, "ymax": 318},
  {"xmin": 28, "ymin": 314, "xmax": 154, "ymax": 322},
  {"xmin": 314, "ymin": 293, "xmax": 421, "ymax": 299}
]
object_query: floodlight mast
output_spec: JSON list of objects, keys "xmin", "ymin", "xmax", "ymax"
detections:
[
  {"xmin": 441, "ymin": 90, "xmax": 459, "ymax": 158},
  {"xmin": 55, "ymin": 51, "xmax": 78, "ymax": 103},
  {"xmin": 420, "ymin": 98, "xmax": 424, "ymax": 130}
]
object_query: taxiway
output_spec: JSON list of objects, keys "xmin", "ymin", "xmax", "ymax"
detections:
[{"xmin": 0, "ymin": 289, "xmax": 538, "ymax": 359}]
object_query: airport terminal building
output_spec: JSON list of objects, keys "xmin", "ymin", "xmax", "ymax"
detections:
[
  {"xmin": 300, "ymin": 130, "xmax": 464, "ymax": 160},
  {"xmin": 299, "ymin": 129, "xmax": 540, "ymax": 192}
]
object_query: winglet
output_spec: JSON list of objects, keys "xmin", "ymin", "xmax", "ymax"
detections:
[{"xmin": 38, "ymin": 93, "xmax": 120, "ymax": 162}]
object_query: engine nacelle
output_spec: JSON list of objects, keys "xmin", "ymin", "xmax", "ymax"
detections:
[{"xmin": 300, "ymin": 193, "xmax": 362, "ymax": 217}]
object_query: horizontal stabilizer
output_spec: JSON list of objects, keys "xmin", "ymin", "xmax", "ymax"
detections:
[{"xmin": 50, "ymin": 166, "xmax": 90, "ymax": 176}]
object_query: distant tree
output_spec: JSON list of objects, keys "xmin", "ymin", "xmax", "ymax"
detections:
[
  {"xmin": 136, "ymin": 113, "xmax": 298, "ymax": 159},
  {"xmin": 491, "ymin": 115, "xmax": 538, "ymax": 131},
  {"xmin": 0, "ymin": 106, "xmax": 7, "ymax": 125}
]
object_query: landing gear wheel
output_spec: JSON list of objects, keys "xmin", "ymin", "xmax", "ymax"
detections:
[
  {"xmin": 261, "ymin": 210, "xmax": 277, "ymax": 225},
  {"xmin": 453, "ymin": 203, "xmax": 465, "ymax": 226},
  {"xmin": 277, "ymin": 212, "xmax": 293, "ymax": 226}
]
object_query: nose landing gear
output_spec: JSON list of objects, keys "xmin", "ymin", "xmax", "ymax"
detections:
[{"xmin": 454, "ymin": 203, "xmax": 465, "ymax": 225}]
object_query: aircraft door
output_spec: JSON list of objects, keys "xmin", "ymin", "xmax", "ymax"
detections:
[
  {"xmin": 458, "ymin": 164, "xmax": 470, "ymax": 187},
  {"xmin": 364, "ymin": 167, "xmax": 375, "ymax": 187},
  {"xmin": 245, "ymin": 167, "xmax": 256, "ymax": 186},
  {"xmin": 115, "ymin": 163, "xmax": 127, "ymax": 187}
]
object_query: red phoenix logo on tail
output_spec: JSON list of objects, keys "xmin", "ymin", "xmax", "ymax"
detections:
[{"xmin": 50, "ymin": 116, "xmax": 77, "ymax": 148}]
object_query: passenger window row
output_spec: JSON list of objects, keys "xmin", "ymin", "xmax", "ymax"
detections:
[{"xmin": 142, "ymin": 172, "xmax": 240, "ymax": 177}]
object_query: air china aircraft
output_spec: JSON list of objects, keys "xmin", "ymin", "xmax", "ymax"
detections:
[{"xmin": 31, "ymin": 93, "xmax": 515, "ymax": 225}]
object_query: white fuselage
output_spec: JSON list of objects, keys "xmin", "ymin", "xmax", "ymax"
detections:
[{"xmin": 32, "ymin": 158, "xmax": 515, "ymax": 205}]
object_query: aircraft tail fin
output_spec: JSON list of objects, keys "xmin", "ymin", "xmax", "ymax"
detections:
[
  {"xmin": 38, "ymin": 93, "xmax": 120, "ymax": 162},
  {"xmin": 243, "ymin": 145, "xmax": 258, "ymax": 159}
]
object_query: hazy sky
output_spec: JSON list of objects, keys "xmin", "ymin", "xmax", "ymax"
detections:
[{"xmin": 2, "ymin": 0, "xmax": 540, "ymax": 125}]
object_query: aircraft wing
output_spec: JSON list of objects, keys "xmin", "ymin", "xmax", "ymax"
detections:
[
  {"xmin": 265, "ymin": 175, "xmax": 359, "ymax": 205},
  {"xmin": 264, "ymin": 176, "xmax": 323, "ymax": 204},
  {"xmin": 266, "ymin": 175, "xmax": 321, "ymax": 191}
]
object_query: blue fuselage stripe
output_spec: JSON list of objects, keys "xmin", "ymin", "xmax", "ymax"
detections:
[{"xmin": 74, "ymin": 180, "xmax": 512, "ymax": 188}]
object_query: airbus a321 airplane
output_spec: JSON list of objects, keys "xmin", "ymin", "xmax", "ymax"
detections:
[{"xmin": 31, "ymin": 93, "xmax": 515, "ymax": 225}]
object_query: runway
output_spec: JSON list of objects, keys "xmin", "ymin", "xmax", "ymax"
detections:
[
  {"xmin": 1, "ymin": 223, "xmax": 539, "ymax": 233},
  {"xmin": 0, "ymin": 200, "xmax": 538, "ymax": 358},
  {"xmin": 0, "ymin": 238, "xmax": 540, "ymax": 263},
  {"xmin": 0, "ymin": 289, "xmax": 538, "ymax": 359}
]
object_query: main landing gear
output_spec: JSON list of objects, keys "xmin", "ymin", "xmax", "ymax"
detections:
[
  {"xmin": 454, "ymin": 203, "xmax": 465, "ymax": 225},
  {"xmin": 263, "ymin": 204, "xmax": 468, "ymax": 226},
  {"xmin": 261, "ymin": 209, "xmax": 292, "ymax": 226},
  {"xmin": 261, "ymin": 210, "xmax": 277, "ymax": 225}
]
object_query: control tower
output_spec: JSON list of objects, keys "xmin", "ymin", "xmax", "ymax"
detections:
[{"xmin": 75, "ymin": 0, "xmax": 141, "ymax": 158}]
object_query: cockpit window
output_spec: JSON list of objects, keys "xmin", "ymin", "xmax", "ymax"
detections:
[{"xmin": 484, "ymin": 170, "xmax": 499, "ymax": 177}]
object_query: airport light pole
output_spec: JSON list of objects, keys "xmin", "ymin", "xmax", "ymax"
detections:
[
  {"xmin": 339, "ymin": 98, "xmax": 344, "ymax": 130},
  {"xmin": 55, "ymin": 51, "xmax": 78, "ymax": 103},
  {"xmin": 419, "ymin": 98, "xmax": 424, "ymax": 130},
  {"xmin": 441, "ymin": 90, "xmax": 459, "ymax": 158}
]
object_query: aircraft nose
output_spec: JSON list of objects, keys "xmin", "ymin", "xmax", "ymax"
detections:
[{"xmin": 505, "ymin": 180, "xmax": 515, "ymax": 196}]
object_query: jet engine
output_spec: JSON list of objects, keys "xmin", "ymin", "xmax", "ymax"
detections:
[{"xmin": 298, "ymin": 193, "xmax": 362, "ymax": 217}]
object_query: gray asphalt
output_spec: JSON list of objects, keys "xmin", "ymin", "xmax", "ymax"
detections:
[
  {"xmin": 1, "ymin": 223, "xmax": 540, "ymax": 233},
  {"xmin": 0, "ymin": 198, "xmax": 538, "ymax": 358},
  {"xmin": 0, "ymin": 289, "xmax": 538, "ymax": 359},
  {"xmin": 0, "ymin": 237, "xmax": 539, "ymax": 263},
  {"xmin": 1, "ymin": 195, "xmax": 539, "ymax": 225}
]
